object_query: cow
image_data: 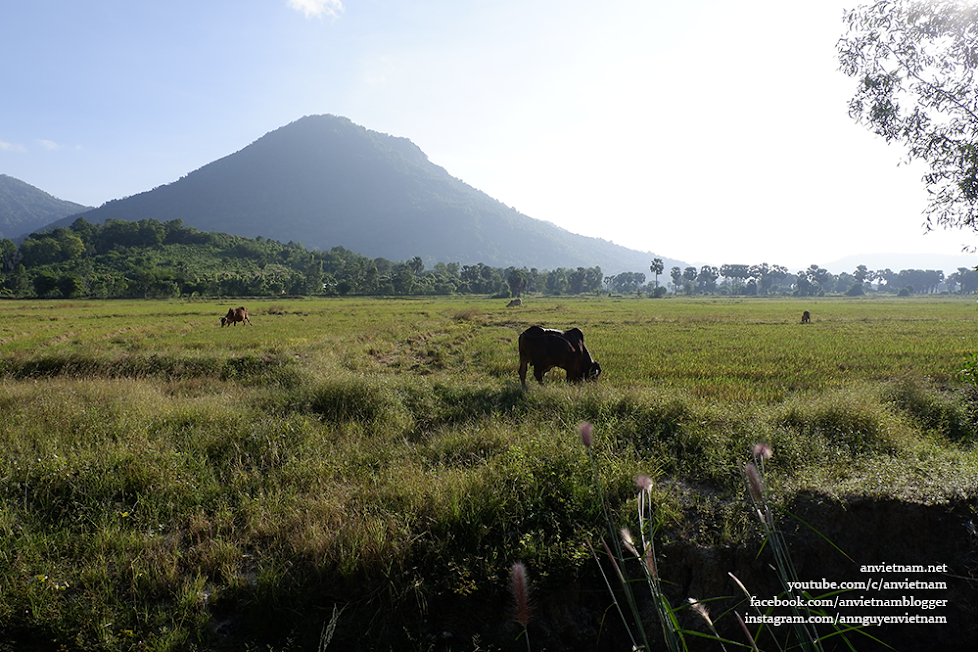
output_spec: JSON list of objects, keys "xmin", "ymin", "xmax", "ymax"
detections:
[
  {"xmin": 801, "ymin": 310, "xmax": 811, "ymax": 324},
  {"xmin": 518, "ymin": 325, "xmax": 601, "ymax": 386},
  {"xmin": 507, "ymin": 298, "xmax": 523, "ymax": 308},
  {"xmin": 221, "ymin": 306, "xmax": 252, "ymax": 327}
]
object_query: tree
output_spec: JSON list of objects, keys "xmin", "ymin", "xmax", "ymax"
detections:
[
  {"xmin": 392, "ymin": 264, "xmax": 415, "ymax": 294},
  {"xmin": 20, "ymin": 237, "xmax": 62, "ymax": 267},
  {"xmin": 805, "ymin": 264, "xmax": 832, "ymax": 293},
  {"xmin": 875, "ymin": 268, "xmax": 897, "ymax": 292},
  {"xmin": 681, "ymin": 266, "xmax": 698, "ymax": 295},
  {"xmin": 749, "ymin": 263, "xmax": 788, "ymax": 295},
  {"xmin": 545, "ymin": 268, "xmax": 570, "ymax": 295},
  {"xmin": 33, "ymin": 271, "xmax": 60, "ymax": 297},
  {"xmin": 839, "ymin": 1, "xmax": 978, "ymax": 231},
  {"xmin": 7, "ymin": 264, "xmax": 32, "ymax": 297},
  {"xmin": 670, "ymin": 266, "xmax": 682, "ymax": 290},
  {"xmin": 0, "ymin": 238, "xmax": 20, "ymax": 273},
  {"xmin": 949, "ymin": 266, "xmax": 978, "ymax": 293},
  {"xmin": 695, "ymin": 266, "xmax": 719, "ymax": 294},
  {"xmin": 846, "ymin": 282, "xmax": 866, "ymax": 296},
  {"xmin": 582, "ymin": 266, "xmax": 603, "ymax": 294},
  {"xmin": 720, "ymin": 264, "xmax": 751, "ymax": 294},
  {"xmin": 304, "ymin": 254, "xmax": 324, "ymax": 293},
  {"xmin": 607, "ymin": 272, "xmax": 646, "ymax": 294},
  {"xmin": 507, "ymin": 268, "xmax": 529, "ymax": 297},
  {"xmin": 57, "ymin": 274, "xmax": 84, "ymax": 299},
  {"xmin": 649, "ymin": 258, "xmax": 664, "ymax": 292},
  {"xmin": 794, "ymin": 271, "xmax": 815, "ymax": 297},
  {"xmin": 569, "ymin": 267, "xmax": 588, "ymax": 294}
]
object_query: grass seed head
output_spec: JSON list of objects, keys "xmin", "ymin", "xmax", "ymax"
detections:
[
  {"xmin": 744, "ymin": 462, "xmax": 763, "ymax": 502},
  {"xmin": 579, "ymin": 422, "xmax": 592, "ymax": 448},
  {"xmin": 752, "ymin": 442, "xmax": 772, "ymax": 460},
  {"xmin": 510, "ymin": 562, "xmax": 531, "ymax": 628},
  {"xmin": 687, "ymin": 597, "xmax": 714, "ymax": 628},
  {"xmin": 727, "ymin": 572, "xmax": 751, "ymax": 600},
  {"xmin": 634, "ymin": 474, "xmax": 652, "ymax": 491},
  {"xmin": 620, "ymin": 528, "xmax": 640, "ymax": 558}
]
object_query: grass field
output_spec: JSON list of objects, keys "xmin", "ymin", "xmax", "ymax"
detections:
[{"xmin": 1, "ymin": 295, "xmax": 977, "ymax": 651}]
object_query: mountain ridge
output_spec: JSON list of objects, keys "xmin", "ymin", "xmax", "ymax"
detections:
[
  {"xmin": 0, "ymin": 174, "xmax": 90, "ymax": 239},
  {"xmin": 44, "ymin": 115, "xmax": 681, "ymax": 275}
]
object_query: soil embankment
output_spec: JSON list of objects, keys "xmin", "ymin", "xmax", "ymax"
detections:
[{"xmin": 423, "ymin": 494, "xmax": 977, "ymax": 652}]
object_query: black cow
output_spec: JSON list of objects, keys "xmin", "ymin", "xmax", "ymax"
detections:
[
  {"xmin": 801, "ymin": 310, "xmax": 811, "ymax": 324},
  {"xmin": 518, "ymin": 326, "xmax": 601, "ymax": 386}
]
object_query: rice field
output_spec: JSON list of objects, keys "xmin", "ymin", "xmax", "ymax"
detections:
[{"xmin": 0, "ymin": 295, "xmax": 976, "ymax": 651}]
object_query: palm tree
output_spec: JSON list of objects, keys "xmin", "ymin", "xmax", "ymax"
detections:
[{"xmin": 649, "ymin": 258, "xmax": 664, "ymax": 293}]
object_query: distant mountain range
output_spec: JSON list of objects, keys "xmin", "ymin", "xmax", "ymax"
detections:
[
  {"xmin": 26, "ymin": 115, "xmax": 681, "ymax": 275},
  {"xmin": 0, "ymin": 174, "xmax": 90, "ymax": 239},
  {"xmin": 8, "ymin": 115, "xmax": 972, "ymax": 277}
]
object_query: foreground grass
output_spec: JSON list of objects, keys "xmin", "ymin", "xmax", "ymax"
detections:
[{"xmin": 1, "ymin": 295, "xmax": 977, "ymax": 650}]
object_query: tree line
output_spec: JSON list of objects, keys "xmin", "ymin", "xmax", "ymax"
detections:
[
  {"xmin": 0, "ymin": 218, "xmax": 604, "ymax": 299},
  {"xmin": 663, "ymin": 262, "xmax": 976, "ymax": 296},
  {"xmin": 0, "ymin": 219, "xmax": 973, "ymax": 300}
]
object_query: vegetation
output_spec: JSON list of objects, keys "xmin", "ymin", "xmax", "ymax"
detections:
[
  {"xmin": 0, "ymin": 217, "xmax": 607, "ymax": 300},
  {"xmin": 669, "ymin": 262, "xmax": 975, "ymax": 296},
  {"xmin": 839, "ymin": 0, "xmax": 978, "ymax": 232},
  {"xmin": 1, "ymin": 218, "xmax": 973, "ymax": 301},
  {"xmin": 1, "ymin": 295, "xmax": 976, "ymax": 650}
]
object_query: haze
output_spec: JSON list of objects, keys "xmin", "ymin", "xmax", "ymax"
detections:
[{"xmin": 1, "ymin": 0, "xmax": 974, "ymax": 272}]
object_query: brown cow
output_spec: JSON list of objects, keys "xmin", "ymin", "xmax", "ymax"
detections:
[
  {"xmin": 801, "ymin": 310, "xmax": 811, "ymax": 324},
  {"xmin": 221, "ymin": 306, "xmax": 252, "ymax": 327},
  {"xmin": 518, "ymin": 326, "xmax": 601, "ymax": 386}
]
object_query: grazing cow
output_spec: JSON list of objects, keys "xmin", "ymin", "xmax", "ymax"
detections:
[
  {"xmin": 507, "ymin": 298, "xmax": 523, "ymax": 308},
  {"xmin": 221, "ymin": 306, "xmax": 252, "ymax": 327},
  {"xmin": 801, "ymin": 310, "xmax": 811, "ymax": 324},
  {"xmin": 518, "ymin": 325, "xmax": 601, "ymax": 386}
]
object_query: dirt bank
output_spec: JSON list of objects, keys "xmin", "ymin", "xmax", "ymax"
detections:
[{"xmin": 422, "ymin": 494, "xmax": 977, "ymax": 652}]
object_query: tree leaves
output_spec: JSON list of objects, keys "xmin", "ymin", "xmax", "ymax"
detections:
[{"xmin": 838, "ymin": 0, "xmax": 978, "ymax": 230}]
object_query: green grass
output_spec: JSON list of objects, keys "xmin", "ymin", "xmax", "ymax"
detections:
[{"xmin": 0, "ymin": 295, "xmax": 977, "ymax": 650}]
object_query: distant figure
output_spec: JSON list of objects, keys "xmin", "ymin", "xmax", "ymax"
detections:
[
  {"xmin": 507, "ymin": 298, "xmax": 523, "ymax": 308},
  {"xmin": 221, "ymin": 306, "xmax": 252, "ymax": 327},
  {"xmin": 801, "ymin": 310, "xmax": 811, "ymax": 324}
]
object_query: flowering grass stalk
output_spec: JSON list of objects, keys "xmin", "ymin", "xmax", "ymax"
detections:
[
  {"xmin": 581, "ymin": 422, "xmax": 686, "ymax": 652},
  {"xmin": 742, "ymin": 448, "xmax": 822, "ymax": 651},
  {"xmin": 687, "ymin": 598, "xmax": 729, "ymax": 652},
  {"xmin": 740, "ymin": 443, "xmax": 879, "ymax": 652},
  {"xmin": 510, "ymin": 562, "xmax": 532, "ymax": 652},
  {"xmin": 631, "ymin": 474, "xmax": 686, "ymax": 652}
]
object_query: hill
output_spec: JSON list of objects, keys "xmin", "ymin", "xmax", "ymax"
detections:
[
  {"xmin": 0, "ymin": 174, "xmax": 90, "ymax": 239},
  {"xmin": 51, "ymin": 115, "xmax": 680, "ymax": 275}
]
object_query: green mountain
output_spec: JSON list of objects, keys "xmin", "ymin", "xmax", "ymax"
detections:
[
  {"xmin": 59, "ymin": 115, "xmax": 680, "ymax": 275},
  {"xmin": 0, "ymin": 174, "xmax": 90, "ymax": 239}
]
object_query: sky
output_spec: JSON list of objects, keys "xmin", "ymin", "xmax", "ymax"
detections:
[{"xmin": 2, "ymin": 0, "xmax": 976, "ymax": 273}]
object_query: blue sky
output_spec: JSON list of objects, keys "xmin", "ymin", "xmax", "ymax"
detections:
[{"xmin": 2, "ymin": 0, "xmax": 975, "ymax": 272}]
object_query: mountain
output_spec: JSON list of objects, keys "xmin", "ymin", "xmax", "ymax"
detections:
[
  {"xmin": 50, "ymin": 115, "xmax": 680, "ymax": 275},
  {"xmin": 0, "ymin": 174, "xmax": 90, "ymax": 239}
]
